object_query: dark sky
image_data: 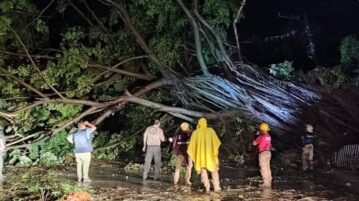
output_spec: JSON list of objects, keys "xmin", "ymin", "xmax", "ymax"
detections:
[
  {"xmin": 237, "ymin": 0, "xmax": 359, "ymax": 69},
  {"xmin": 42, "ymin": 0, "xmax": 359, "ymax": 70}
]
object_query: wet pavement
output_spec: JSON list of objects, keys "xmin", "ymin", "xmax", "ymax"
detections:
[
  {"xmin": 63, "ymin": 164, "xmax": 357, "ymax": 201},
  {"xmin": 1, "ymin": 164, "xmax": 358, "ymax": 200}
]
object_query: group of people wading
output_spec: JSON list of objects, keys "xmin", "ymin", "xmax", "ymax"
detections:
[
  {"xmin": 0, "ymin": 118, "xmax": 317, "ymax": 192},
  {"xmin": 142, "ymin": 118, "xmax": 221, "ymax": 192},
  {"xmin": 141, "ymin": 118, "xmax": 317, "ymax": 191}
]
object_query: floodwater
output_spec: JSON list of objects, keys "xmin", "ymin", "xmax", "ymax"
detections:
[{"xmin": 1, "ymin": 163, "xmax": 358, "ymax": 201}]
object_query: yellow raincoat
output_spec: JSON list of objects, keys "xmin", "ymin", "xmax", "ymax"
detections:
[{"xmin": 187, "ymin": 118, "xmax": 221, "ymax": 173}]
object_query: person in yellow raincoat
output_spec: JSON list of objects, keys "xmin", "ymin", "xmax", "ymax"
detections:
[{"xmin": 187, "ymin": 118, "xmax": 221, "ymax": 193}]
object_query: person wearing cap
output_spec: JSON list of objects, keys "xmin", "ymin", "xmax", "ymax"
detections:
[
  {"xmin": 0, "ymin": 126, "xmax": 5, "ymax": 183},
  {"xmin": 187, "ymin": 118, "xmax": 221, "ymax": 193},
  {"xmin": 142, "ymin": 119, "xmax": 165, "ymax": 180},
  {"xmin": 168, "ymin": 122, "xmax": 193, "ymax": 186},
  {"xmin": 253, "ymin": 122, "xmax": 272, "ymax": 188},
  {"xmin": 302, "ymin": 124, "xmax": 317, "ymax": 171}
]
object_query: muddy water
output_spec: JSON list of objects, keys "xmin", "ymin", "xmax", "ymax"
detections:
[
  {"xmin": 59, "ymin": 164, "xmax": 357, "ymax": 201},
  {"xmin": 1, "ymin": 164, "xmax": 357, "ymax": 200}
]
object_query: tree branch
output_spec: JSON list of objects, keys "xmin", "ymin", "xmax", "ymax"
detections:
[
  {"xmin": 0, "ymin": 67, "xmax": 48, "ymax": 99},
  {"xmin": 6, "ymin": 132, "xmax": 42, "ymax": 147},
  {"xmin": 51, "ymin": 106, "xmax": 99, "ymax": 135},
  {"xmin": 11, "ymin": 30, "xmax": 66, "ymax": 99},
  {"xmin": 69, "ymin": 0, "xmax": 94, "ymax": 26},
  {"xmin": 24, "ymin": 0, "xmax": 55, "ymax": 30},
  {"xmin": 93, "ymin": 78, "xmax": 173, "ymax": 124},
  {"xmin": 0, "ymin": 50, "xmax": 156, "ymax": 81},
  {"xmin": 81, "ymin": 0, "xmax": 107, "ymax": 32},
  {"xmin": 125, "ymin": 90, "xmax": 204, "ymax": 117},
  {"xmin": 6, "ymin": 135, "xmax": 48, "ymax": 151},
  {"xmin": 0, "ymin": 49, "xmax": 55, "ymax": 59},
  {"xmin": 193, "ymin": 0, "xmax": 235, "ymax": 68},
  {"xmin": 168, "ymin": 112, "xmax": 196, "ymax": 122},
  {"xmin": 89, "ymin": 55, "xmax": 156, "ymax": 81},
  {"xmin": 39, "ymin": 98, "xmax": 101, "ymax": 107},
  {"xmin": 96, "ymin": 0, "xmax": 172, "ymax": 77},
  {"xmin": 177, "ymin": 0, "xmax": 209, "ymax": 75},
  {"xmin": 0, "ymin": 101, "xmax": 47, "ymax": 119},
  {"xmin": 232, "ymin": 0, "xmax": 246, "ymax": 62}
]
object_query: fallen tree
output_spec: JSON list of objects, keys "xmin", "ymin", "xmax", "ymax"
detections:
[{"xmin": 0, "ymin": 0, "xmax": 358, "ymax": 153}]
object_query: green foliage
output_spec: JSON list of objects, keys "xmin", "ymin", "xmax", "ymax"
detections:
[
  {"xmin": 167, "ymin": 154, "xmax": 177, "ymax": 169},
  {"xmin": 39, "ymin": 152, "xmax": 60, "ymax": 167},
  {"xmin": 0, "ymin": 78, "xmax": 23, "ymax": 97},
  {"xmin": 202, "ymin": 0, "xmax": 239, "ymax": 29},
  {"xmin": 0, "ymin": 16, "xmax": 11, "ymax": 43},
  {"xmin": 307, "ymin": 66, "xmax": 349, "ymax": 88},
  {"xmin": 324, "ymin": 67, "xmax": 347, "ymax": 88},
  {"xmin": 8, "ymin": 149, "xmax": 33, "ymax": 166},
  {"xmin": 40, "ymin": 131, "xmax": 73, "ymax": 157},
  {"xmin": 62, "ymin": 27, "xmax": 86, "ymax": 46},
  {"xmin": 340, "ymin": 35, "xmax": 359, "ymax": 65},
  {"xmin": 149, "ymin": 36, "xmax": 183, "ymax": 67},
  {"xmin": 130, "ymin": 0, "xmax": 186, "ymax": 33},
  {"xmin": 228, "ymin": 153, "xmax": 246, "ymax": 166},
  {"xmin": 8, "ymin": 131, "xmax": 72, "ymax": 167},
  {"xmin": 124, "ymin": 162, "xmax": 144, "ymax": 173},
  {"xmin": 34, "ymin": 19, "xmax": 49, "ymax": 34},
  {"xmin": 269, "ymin": 60, "xmax": 295, "ymax": 80},
  {"xmin": 93, "ymin": 131, "xmax": 137, "ymax": 160},
  {"xmin": 20, "ymin": 169, "xmax": 85, "ymax": 199},
  {"xmin": 0, "ymin": 0, "xmax": 242, "ymax": 164}
]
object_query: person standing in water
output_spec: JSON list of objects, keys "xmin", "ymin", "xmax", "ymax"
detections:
[
  {"xmin": 187, "ymin": 118, "xmax": 221, "ymax": 193},
  {"xmin": 142, "ymin": 119, "xmax": 165, "ymax": 180},
  {"xmin": 67, "ymin": 120, "xmax": 97, "ymax": 182},
  {"xmin": 302, "ymin": 124, "xmax": 317, "ymax": 171},
  {"xmin": 168, "ymin": 122, "xmax": 193, "ymax": 186},
  {"xmin": 253, "ymin": 122, "xmax": 272, "ymax": 188}
]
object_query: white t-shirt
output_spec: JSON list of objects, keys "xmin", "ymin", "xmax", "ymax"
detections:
[
  {"xmin": 143, "ymin": 125, "xmax": 165, "ymax": 146},
  {"xmin": 0, "ymin": 131, "xmax": 5, "ymax": 152}
]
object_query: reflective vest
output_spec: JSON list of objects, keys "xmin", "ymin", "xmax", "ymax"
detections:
[{"xmin": 173, "ymin": 130, "xmax": 191, "ymax": 156}]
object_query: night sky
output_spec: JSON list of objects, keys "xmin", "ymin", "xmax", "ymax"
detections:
[
  {"xmin": 43, "ymin": 0, "xmax": 359, "ymax": 70},
  {"xmin": 237, "ymin": 0, "xmax": 359, "ymax": 70}
]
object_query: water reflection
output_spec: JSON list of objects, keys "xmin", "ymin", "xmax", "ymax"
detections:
[
  {"xmin": 187, "ymin": 192, "xmax": 222, "ymax": 201},
  {"xmin": 260, "ymin": 187, "xmax": 273, "ymax": 200}
]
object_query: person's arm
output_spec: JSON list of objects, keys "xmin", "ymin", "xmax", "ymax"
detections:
[
  {"xmin": 253, "ymin": 134, "xmax": 261, "ymax": 146},
  {"xmin": 169, "ymin": 130, "xmax": 179, "ymax": 143},
  {"xmin": 0, "ymin": 132, "xmax": 5, "ymax": 151},
  {"xmin": 67, "ymin": 134, "xmax": 74, "ymax": 144},
  {"xmin": 142, "ymin": 129, "xmax": 148, "ymax": 152},
  {"xmin": 0, "ymin": 140, "xmax": 4, "ymax": 151},
  {"xmin": 84, "ymin": 121, "xmax": 97, "ymax": 132},
  {"xmin": 159, "ymin": 129, "xmax": 165, "ymax": 142}
]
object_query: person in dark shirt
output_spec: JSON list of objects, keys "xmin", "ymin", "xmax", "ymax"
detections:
[
  {"xmin": 169, "ymin": 122, "xmax": 193, "ymax": 186},
  {"xmin": 302, "ymin": 124, "xmax": 316, "ymax": 171}
]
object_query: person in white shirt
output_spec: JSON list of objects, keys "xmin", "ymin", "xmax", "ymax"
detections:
[
  {"xmin": 0, "ymin": 126, "xmax": 6, "ymax": 183},
  {"xmin": 142, "ymin": 120, "xmax": 165, "ymax": 180}
]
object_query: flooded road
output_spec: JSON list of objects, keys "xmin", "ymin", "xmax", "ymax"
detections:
[{"xmin": 1, "ymin": 163, "xmax": 357, "ymax": 200}]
